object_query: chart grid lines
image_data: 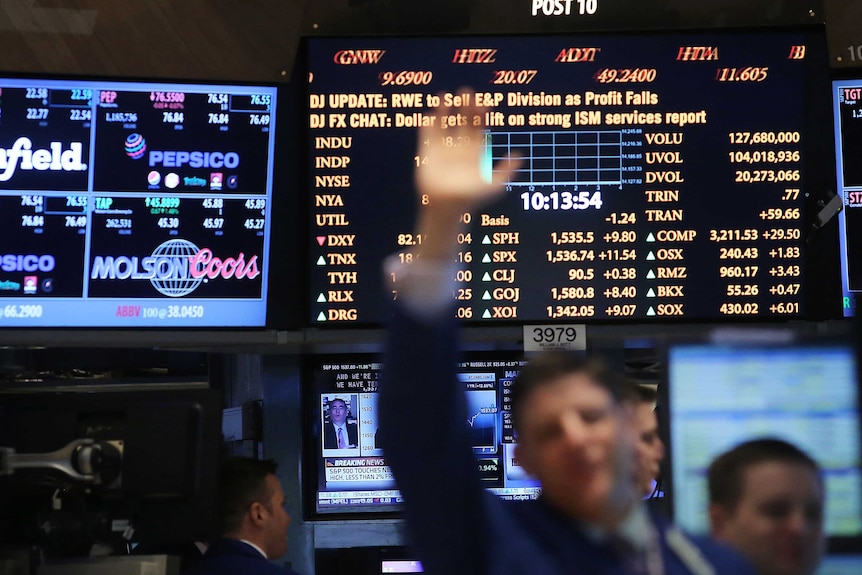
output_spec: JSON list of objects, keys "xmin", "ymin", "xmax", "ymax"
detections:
[{"xmin": 490, "ymin": 130, "xmax": 624, "ymax": 187}]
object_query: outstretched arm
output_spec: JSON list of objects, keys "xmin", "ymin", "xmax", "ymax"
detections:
[{"xmin": 378, "ymin": 93, "xmax": 519, "ymax": 575}]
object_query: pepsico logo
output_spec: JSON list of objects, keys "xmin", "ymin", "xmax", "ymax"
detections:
[{"xmin": 124, "ymin": 133, "xmax": 146, "ymax": 160}]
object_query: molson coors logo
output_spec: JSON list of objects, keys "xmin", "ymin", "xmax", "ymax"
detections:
[
  {"xmin": 90, "ymin": 239, "xmax": 261, "ymax": 297},
  {"xmin": 0, "ymin": 137, "xmax": 87, "ymax": 181}
]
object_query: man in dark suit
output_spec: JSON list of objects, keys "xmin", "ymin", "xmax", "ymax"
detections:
[
  {"xmin": 378, "ymin": 93, "xmax": 755, "ymax": 575},
  {"xmin": 322, "ymin": 397, "xmax": 359, "ymax": 449},
  {"xmin": 182, "ymin": 457, "xmax": 300, "ymax": 575}
]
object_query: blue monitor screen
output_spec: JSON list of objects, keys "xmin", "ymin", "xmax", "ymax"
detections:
[
  {"xmin": 665, "ymin": 339, "xmax": 862, "ymax": 540},
  {"xmin": 0, "ymin": 78, "xmax": 277, "ymax": 327},
  {"xmin": 834, "ymin": 79, "xmax": 862, "ymax": 317}
]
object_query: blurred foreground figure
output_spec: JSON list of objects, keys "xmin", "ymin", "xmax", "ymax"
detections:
[{"xmin": 378, "ymin": 92, "xmax": 754, "ymax": 575}]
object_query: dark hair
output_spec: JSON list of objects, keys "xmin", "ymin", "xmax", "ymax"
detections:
[
  {"xmin": 635, "ymin": 384, "xmax": 658, "ymax": 405},
  {"xmin": 708, "ymin": 438, "xmax": 821, "ymax": 508},
  {"xmin": 218, "ymin": 457, "xmax": 278, "ymax": 536},
  {"xmin": 510, "ymin": 352, "xmax": 637, "ymax": 432}
]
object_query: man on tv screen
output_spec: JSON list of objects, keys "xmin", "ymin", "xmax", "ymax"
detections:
[
  {"xmin": 322, "ymin": 397, "xmax": 359, "ymax": 450},
  {"xmin": 378, "ymin": 93, "xmax": 754, "ymax": 575},
  {"xmin": 708, "ymin": 438, "xmax": 825, "ymax": 575}
]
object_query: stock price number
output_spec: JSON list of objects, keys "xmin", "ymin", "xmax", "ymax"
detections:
[
  {"xmin": 550, "ymin": 231, "xmax": 594, "ymax": 244},
  {"xmin": 163, "ymin": 111, "xmax": 184, "ymax": 123},
  {"xmin": 605, "ymin": 304, "xmax": 637, "ymax": 317},
  {"xmin": 65, "ymin": 215, "xmax": 87, "ymax": 227},
  {"xmin": 146, "ymin": 197, "xmax": 180, "ymax": 209},
  {"xmin": 244, "ymin": 218, "xmax": 265, "ymax": 230},
  {"xmin": 715, "ymin": 67, "xmax": 768, "ymax": 82},
  {"xmin": 768, "ymin": 246, "xmax": 801, "ymax": 259},
  {"xmin": 719, "ymin": 247, "xmax": 758, "ymax": 259},
  {"xmin": 547, "ymin": 305, "xmax": 595, "ymax": 319},
  {"xmin": 245, "ymin": 198, "xmax": 266, "ymax": 210},
  {"xmin": 568, "ymin": 268, "xmax": 595, "ymax": 280},
  {"xmin": 550, "ymin": 286, "xmax": 595, "ymax": 300},
  {"xmin": 249, "ymin": 114, "xmax": 270, "ymax": 126},
  {"xmin": 26, "ymin": 108, "xmax": 48, "ymax": 120},
  {"xmin": 379, "ymin": 71, "xmax": 433, "ymax": 86},
  {"xmin": 158, "ymin": 217, "xmax": 180, "ymax": 229},
  {"xmin": 521, "ymin": 191, "xmax": 603, "ymax": 211},
  {"xmin": 25, "ymin": 87, "xmax": 48, "ymax": 100},
  {"xmin": 547, "ymin": 249, "xmax": 594, "ymax": 263},
  {"xmin": 603, "ymin": 267, "xmax": 635, "ymax": 280},
  {"xmin": 594, "ymin": 68, "xmax": 657, "ymax": 83},
  {"xmin": 769, "ymin": 302, "xmax": 800, "ymax": 314},
  {"xmin": 603, "ymin": 230, "xmax": 636, "ymax": 243},
  {"xmin": 768, "ymin": 265, "xmax": 801, "ymax": 277},
  {"xmin": 719, "ymin": 265, "xmax": 759, "ymax": 278},
  {"xmin": 492, "ymin": 70, "xmax": 538, "ymax": 85},
  {"xmin": 759, "ymin": 207, "xmax": 800, "ymax": 220},
  {"xmin": 2, "ymin": 304, "xmax": 42, "ymax": 318},
  {"xmin": 709, "ymin": 229, "xmax": 758, "ymax": 242},
  {"xmin": 397, "ymin": 233, "xmax": 423, "ymax": 246},
  {"xmin": 208, "ymin": 113, "xmax": 229, "ymax": 125},
  {"xmin": 70, "ymin": 109, "xmax": 91, "ymax": 121},
  {"xmin": 719, "ymin": 302, "xmax": 759, "ymax": 315},
  {"xmin": 167, "ymin": 305, "xmax": 205, "ymax": 319},
  {"xmin": 21, "ymin": 215, "xmax": 44, "ymax": 227},
  {"xmin": 208, "ymin": 93, "xmax": 228, "ymax": 105},
  {"xmin": 203, "ymin": 218, "xmax": 224, "ymax": 229},
  {"xmin": 605, "ymin": 212, "xmax": 636, "ymax": 224},
  {"xmin": 203, "ymin": 198, "xmax": 224, "ymax": 209},
  {"xmin": 150, "ymin": 91, "xmax": 185, "ymax": 103},
  {"xmin": 66, "ymin": 195, "xmax": 87, "ymax": 207},
  {"xmin": 769, "ymin": 283, "xmax": 800, "ymax": 295},
  {"xmin": 762, "ymin": 228, "xmax": 801, "ymax": 240},
  {"xmin": 603, "ymin": 286, "xmax": 637, "ymax": 299},
  {"xmin": 21, "ymin": 195, "xmax": 43, "ymax": 207},
  {"xmin": 726, "ymin": 284, "xmax": 759, "ymax": 296}
]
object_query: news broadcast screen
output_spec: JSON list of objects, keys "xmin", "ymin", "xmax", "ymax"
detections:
[
  {"xmin": 303, "ymin": 353, "xmax": 540, "ymax": 516},
  {"xmin": 0, "ymin": 78, "xmax": 277, "ymax": 327}
]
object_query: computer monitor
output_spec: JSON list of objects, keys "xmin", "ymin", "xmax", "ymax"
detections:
[{"xmin": 663, "ymin": 334, "xmax": 862, "ymax": 551}]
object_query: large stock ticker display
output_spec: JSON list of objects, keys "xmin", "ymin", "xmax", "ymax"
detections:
[
  {"xmin": 0, "ymin": 79, "xmax": 276, "ymax": 327},
  {"xmin": 307, "ymin": 30, "xmax": 829, "ymax": 325}
]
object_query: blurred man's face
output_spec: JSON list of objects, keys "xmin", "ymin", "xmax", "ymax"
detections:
[
  {"xmin": 710, "ymin": 461, "xmax": 825, "ymax": 575},
  {"xmin": 634, "ymin": 401, "xmax": 664, "ymax": 497},
  {"xmin": 261, "ymin": 474, "xmax": 291, "ymax": 560},
  {"xmin": 514, "ymin": 374, "xmax": 637, "ymax": 527},
  {"xmin": 329, "ymin": 400, "xmax": 348, "ymax": 425}
]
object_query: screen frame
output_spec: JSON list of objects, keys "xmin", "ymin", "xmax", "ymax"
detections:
[{"xmin": 659, "ymin": 330, "xmax": 862, "ymax": 554}]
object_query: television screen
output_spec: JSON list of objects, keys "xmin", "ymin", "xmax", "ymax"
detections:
[
  {"xmin": 0, "ymin": 77, "xmax": 277, "ymax": 327},
  {"xmin": 303, "ymin": 353, "xmax": 540, "ymax": 517},
  {"xmin": 663, "ymin": 337, "xmax": 862, "ymax": 547},
  {"xmin": 833, "ymin": 78, "xmax": 862, "ymax": 317},
  {"xmin": 305, "ymin": 28, "xmax": 835, "ymax": 326}
]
